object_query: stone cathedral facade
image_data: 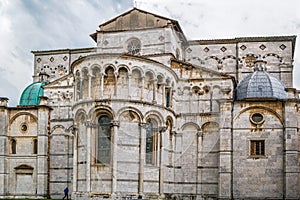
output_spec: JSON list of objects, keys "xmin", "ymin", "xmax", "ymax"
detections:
[{"xmin": 0, "ymin": 8, "xmax": 299, "ymax": 200}]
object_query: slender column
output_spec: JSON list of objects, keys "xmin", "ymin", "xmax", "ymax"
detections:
[
  {"xmin": 138, "ymin": 122, "xmax": 147, "ymax": 195},
  {"xmin": 79, "ymin": 77, "xmax": 83, "ymax": 100},
  {"xmin": 114, "ymin": 72, "xmax": 118, "ymax": 96},
  {"xmin": 86, "ymin": 122, "xmax": 91, "ymax": 193},
  {"xmin": 141, "ymin": 77, "xmax": 145, "ymax": 100},
  {"xmin": 101, "ymin": 73, "xmax": 104, "ymax": 97},
  {"xmin": 88, "ymin": 74, "xmax": 92, "ymax": 99},
  {"xmin": 170, "ymin": 88, "xmax": 173, "ymax": 107},
  {"xmin": 197, "ymin": 131, "xmax": 203, "ymax": 197},
  {"xmin": 161, "ymin": 83, "xmax": 166, "ymax": 106},
  {"xmin": 111, "ymin": 120, "xmax": 120, "ymax": 195},
  {"xmin": 152, "ymin": 79, "xmax": 157, "ymax": 104},
  {"xmin": 159, "ymin": 127, "xmax": 167, "ymax": 196},
  {"xmin": 72, "ymin": 127, "xmax": 78, "ymax": 194},
  {"xmin": 127, "ymin": 74, "xmax": 132, "ymax": 98}
]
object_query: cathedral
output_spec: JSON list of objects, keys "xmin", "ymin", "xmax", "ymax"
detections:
[{"xmin": 0, "ymin": 8, "xmax": 299, "ymax": 200}]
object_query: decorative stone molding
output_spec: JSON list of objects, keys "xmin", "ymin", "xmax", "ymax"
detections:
[
  {"xmin": 111, "ymin": 120, "xmax": 120, "ymax": 127},
  {"xmin": 139, "ymin": 122, "xmax": 148, "ymax": 129}
]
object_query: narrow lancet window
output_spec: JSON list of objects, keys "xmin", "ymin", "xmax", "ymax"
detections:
[{"xmin": 97, "ymin": 115, "xmax": 111, "ymax": 164}]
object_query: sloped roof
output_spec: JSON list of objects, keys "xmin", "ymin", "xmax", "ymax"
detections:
[{"xmin": 91, "ymin": 8, "xmax": 186, "ymax": 42}]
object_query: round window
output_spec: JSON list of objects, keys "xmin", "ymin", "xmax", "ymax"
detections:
[
  {"xmin": 20, "ymin": 123, "xmax": 28, "ymax": 132},
  {"xmin": 250, "ymin": 113, "xmax": 264, "ymax": 125},
  {"xmin": 127, "ymin": 39, "xmax": 141, "ymax": 55}
]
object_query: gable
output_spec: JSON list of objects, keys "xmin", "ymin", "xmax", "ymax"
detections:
[{"xmin": 99, "ymin": 8, "xmax": 181, "ymax": 32}]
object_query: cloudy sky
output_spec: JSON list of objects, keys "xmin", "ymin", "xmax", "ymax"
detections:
[{"xmin": 0, "ymin": 0, "xmax": 300, "ymax": 106}]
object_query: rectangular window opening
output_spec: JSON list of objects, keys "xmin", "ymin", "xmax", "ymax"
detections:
[{"xmin": 250, "ymin": 140, "xmax": 265, "ymax": 157}]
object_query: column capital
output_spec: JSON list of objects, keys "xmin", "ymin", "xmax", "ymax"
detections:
[
  {"xmin": 197, "ymin": 131, "xmax": 203, "ymax": 137},
  {"xmin": 159, "ymin": 126, "xmax": 167, "ymax": 132},
  {"xmin": 111, "ymin": 120, "xmax": 120, "ymax": 127},
  {"xmin": 84, "ymin": 121, "xmax": 98, "ymax": 128},
  {"xmin": 139, "ymin": 122, "xmax": 148, "ymax": 129}
]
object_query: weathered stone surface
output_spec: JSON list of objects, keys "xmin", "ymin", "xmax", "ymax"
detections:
[{"xmin": 1, "ymin": 8, "xmax": 299, "ymax": 200}]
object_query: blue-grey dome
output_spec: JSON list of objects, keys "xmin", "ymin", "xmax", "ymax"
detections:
[{"xmin": 236, "ymin": 60, "xmax": 287, "ymax": 100}]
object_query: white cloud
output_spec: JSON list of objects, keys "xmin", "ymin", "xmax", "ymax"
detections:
[{"xmin": 1, "ymin": 0, "xmax": 299, "ymax": 106}]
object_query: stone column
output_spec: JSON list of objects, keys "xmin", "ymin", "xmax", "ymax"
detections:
[
  {"xmin": 196, "ymin": 131, "xmax": 203, "ymax": 197},
  {"xmin": 111, "ymin": 120, "xmax": 120, "ymax": 195},
  {"xmin": 128, "ymin": 74, "xmax": 132, "ymax": 98},
  {"xmin": 79, "ymin": 77, "xmax": 83, "ymax": 100},
  {"xmin": 101, "ymin": 73, "xmax": 104, "ymax": 97},
  {"xmin": 141, "ymin": 77, "xmax": 145, "ymax": 100},
  {"xmin": 138, "ymin": 122, "xmax": 147, "ymax": 195},
  {"xmin": 86, "ymin": 122, "xmax": 92, "ymax": 193},
  {"xmin": 159, "ymin": 127, "xmax": 167, "ymax": 196},
  {"xmin": 152, "ymin": 79, "xmax": 157, "ymax": 104},
  {"xmin": 88, "ymin": 73, "xmax": 93, "ymax": 100},
  {"xmin": 72, "ymin": 127, "xmax": 78, "ymax": 194},
  {"xmin": 161, "ymin": 83, "xmax": 166, "ymax": 106},
  {"xmin": 114, "ymin": 72, "xmax": 118, "ymax": 96}
]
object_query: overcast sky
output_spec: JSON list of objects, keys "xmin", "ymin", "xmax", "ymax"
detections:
[{"xmin": 0, "ymin": 0, "xmax": 299, "ymax": 106}]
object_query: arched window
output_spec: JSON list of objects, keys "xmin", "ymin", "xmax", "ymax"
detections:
[
  {"xmin": 146, "ymin": 119, "xmax": 158, "ymax": 165},
  {"xmin": 11, "ymin": 139, "xmax": 16, "ymax": 154},
  {"xmin": 33, "ymin": 139, "xmax": 38, "ymax": 154},
  {"xmin": 97, "ymin": 115, "xmax": 112, "ymax": 164},
  {"xmin": 146, "ymin": 121, "xmax": 153, "ymax": 164}
]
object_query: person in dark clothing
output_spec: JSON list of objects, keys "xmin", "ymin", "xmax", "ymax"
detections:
[{"xmin": 63, "ymin": 186, "xmax": 69, "ymax": 200}]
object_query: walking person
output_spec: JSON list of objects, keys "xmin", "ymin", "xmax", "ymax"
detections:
[{"xmin": 63, "ymin": 186, "xmax": 69, "ymax": 200}]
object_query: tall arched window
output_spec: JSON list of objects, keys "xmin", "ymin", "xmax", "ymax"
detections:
[
  {"xmin": 97, "ymin": 115, "xmax": 112, "ymax": 164},
  {"xmin": 11, "ymin": 139, "xmax": 16, "ymax": 154},
  {"xmin": 146, "ymin": 119, "xmax": 159, "ymax": 165},
  {"xmin": 33, "ymin": 139, "xmax": 38, "ymax": 154},
  {"xmin": 146, "ymin": 121, "xmax": 153, "ymax": 164}
]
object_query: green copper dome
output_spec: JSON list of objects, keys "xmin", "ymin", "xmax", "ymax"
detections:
[{"xmin": 19, "ymin": 82, "xmax": 47, "ymax": 106}]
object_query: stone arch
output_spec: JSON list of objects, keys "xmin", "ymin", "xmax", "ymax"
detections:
[
  {"xmin": 117, "ymin": 107, "xmax": 143, "ymax": 122},
  {"xmin": 117, "ymin": 65, "xmax": 129, "ymax": 96},
  {"xmin": 181, "ymin": 122, "xmax": 200, "ymax": 131},
  {"xmin": 144, "ymin": 110, "xmax": 164, "ymax": 126},
  {"xmin": 50, "ymin": 125, "xmax": 65, "ymax": 134},
  {"xmin": 205, "ymin": 56, "xmax": 222, "ymax": 64},
  {"xmin": 131, "ymin": 66, "xmax": 144, "ymax": 76},
  {"xmin": 117, "ymin": 64, "xmax": 130, "ymax": 73},
  {"xmin": 131, "ymin": 68, "xmax": 143, "ymax": 87},
  {"xmin": 9, "ymin": 112, "xmax": 38, "ymax": 124},
  {"xmin": 91, "ymin": 65, "xmax": 101, "ymax": 99},
  {"xmin": 192, "ymin": 86, "xmax": 201, "ymax": 95},
  {"xmin": 262, "ymin": 53, "xmax": 282, "ymax": 61},
  {"xmin": 234, "ymin": 106, "xmax": 283, "ymax": 125},
  {"xmin": 81, "ymin": 67, "xmax": 89, "ymax": 99},
  {"xmin": 103, "ymin": 64, "xmax": 116, "ymax": 73},
  {"xmin": 74, "ymin": 109, "xmax": 87, "ymax": 124},
  {"xmin": 201, "ymin": 121, "xmax": 219, "ymax": 131},
  {"xmin": 103, "ymin": 65, "xmax": 116, "ymax": 96},
  {"xmin": 89, "ymin": 105, "xmax": 115, "ymax": 123}
]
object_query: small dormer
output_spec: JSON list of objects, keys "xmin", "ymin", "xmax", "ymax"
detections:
[{"xmin": 91, "ymin": 8, "xmax": 187, "ymax": 59}]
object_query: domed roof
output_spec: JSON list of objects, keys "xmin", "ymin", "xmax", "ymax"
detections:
[
  {"xmin": 19, "ymin": 82, "xmax": 47, "ymax": 106},
  {"xmin": 236, "ymin": 59, "xmax": 287, "ymax": 100}
]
